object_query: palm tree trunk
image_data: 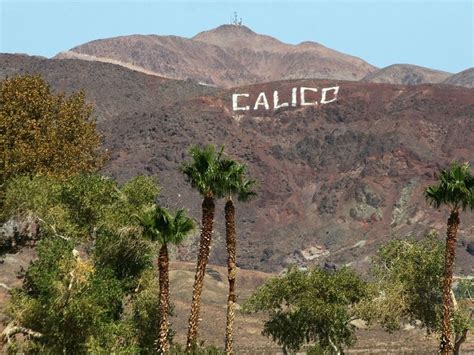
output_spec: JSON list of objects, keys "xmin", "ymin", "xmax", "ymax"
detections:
[
  {"xmin": 186, "ymin": 195, "xmax": 215, "ymax": 351},
  {"xmin": 225, "ymin": 199, "xmax": 237, "ymax": 355},
  {"xmin": 158, "ymin": 244, "xmax": 170, "ymax": 354},
  {"xmin": 440, "ymin": 208, "xmax": 460, "ymax": 355}
]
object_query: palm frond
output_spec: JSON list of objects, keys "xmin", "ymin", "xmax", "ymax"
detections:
[
  {"xmin": 135, "ymin": 204, "xmax": 195, "ymax": 246},
  {"xmin": 425, "ymin": 161, "xmax": 474, "ymax": 211},
  {"xmin": 180, "ymin": 144, "xmax": 222, "ymax": 196},
  {"xmin": 237, "ymin": 178, "xmax": 258, "ymax": 202}
]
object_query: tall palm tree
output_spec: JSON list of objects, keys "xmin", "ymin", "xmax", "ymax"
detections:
[
  {"xmin": 216, "ymin": 158, "xmax": 257, "ymax": 354},
  {"xmin": 181, "ymin": 145, "xmax": 223, "ymax": 350},
  {"xmin": 425, "ymin": 161, "xmax": 474, "ymax": 354},
  {"xmin": 136, "ymin": 205, "xmax": 195, "ymax": 354}
]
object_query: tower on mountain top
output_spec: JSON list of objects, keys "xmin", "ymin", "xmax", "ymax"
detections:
[{"xmin": 231, "ymin": 11, "xmax": 242, "ymax": 26}]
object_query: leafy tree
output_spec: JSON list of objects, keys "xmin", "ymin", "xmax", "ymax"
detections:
[
  {"xmin": 1, "ymin": 174, "xmax": 162, "ymax": 352},
  {"xmin": 2, "ymin": 174, "xmax": 159, "ymax": 242},
  {"xmin": 5, "ymin": 237, "xmax": 134, "ymax": 353},
  {"xmin": 215, "ymin": 158, "xmax": 256, "ymax": 354},
  {"xmin": 359, "ymin": 233, "xmax": 473, "ymax": 354},
  {"xmin": 243, "ymin": 267, "xmax": 368, "ymax": 354},
  {"xmin": 136, "ymin": 205, "xmax": 195, "ymax": 353},
  {"xmin": 0, "ymin": 74, "xmax": 106, "ymax": 207},
  {"xmin": 425, "ymin": 161, "xmax": 474, "ymax": 354},
  {"xmin": 180, "ymin": 144, "xmax": 224, "ymax": 349},
  {"xmin": 128, "ymin": 269, "xmax": 163, "ymax": 354}
]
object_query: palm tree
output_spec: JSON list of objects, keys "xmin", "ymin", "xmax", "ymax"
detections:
[
  {"xmin": 181, "ymin": 145, "xmax": 223, "ymax": 350},
  {"xmin": 216, "ymin": 158, "xmax": 257, "ymax": 354},
  {"xmin": 136, "ymin": 205, "xmax": 195, "ymax": 354},
  {"xmin": 425, "ymin": 161, "xmax": 474, "ymax": 354}
]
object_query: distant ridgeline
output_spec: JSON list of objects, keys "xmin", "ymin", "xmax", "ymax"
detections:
[{"xmin": 232, "ymin": 85, "xmax": 340, "ymax": 112}]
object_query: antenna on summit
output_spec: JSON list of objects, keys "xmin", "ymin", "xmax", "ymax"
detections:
[{"xmin": 231, "ymin": 11, "xmax": 242, "ymax": 26}]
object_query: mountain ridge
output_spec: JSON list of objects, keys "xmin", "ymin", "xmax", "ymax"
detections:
[
  {"xmin": 361, "ymin": 64, "xmax": 452, "ymax": 85},
  {"xmin": 443, "ymin": 68, "xmax": 474, "ymax": 88},
  {"xmin": 55, "ymin": 24, "xmax": 377, "ymax": 87},
  {"xmin": 54, "ymin": 25, "xmax": 473, "ymax": 88}
]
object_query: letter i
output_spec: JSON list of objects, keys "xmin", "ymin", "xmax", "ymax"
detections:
[{"xmin": 291, "ymin": 88, "xmax": 297, "ymax": 107}]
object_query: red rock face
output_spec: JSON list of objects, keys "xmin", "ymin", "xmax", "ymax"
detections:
[{"xmin": 1, "ymin": 54, "xmax": 473, "ymax": 274}]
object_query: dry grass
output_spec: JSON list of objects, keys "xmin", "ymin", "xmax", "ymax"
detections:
[{"xmin": 168, "ymin": 262, "xmax": 474, "ymax": 354}]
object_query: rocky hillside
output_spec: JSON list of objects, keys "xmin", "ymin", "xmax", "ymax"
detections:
[
  {"xmin": 362, "ymin": 64, "xmax": 451, "ymax": 85},
  {"xmin": 55, "ymin": 25, "xmax": 377, "ymax": 87},
  {"xmin": 443, "ymin": 68, "xmax": 474, "ymax": 88},
  {"xmin": 1, "ymin": 54, "xmax": 473, "ymax": 275}
]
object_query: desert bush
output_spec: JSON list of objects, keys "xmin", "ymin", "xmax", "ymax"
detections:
[{"xmin": 243, "ymin": 266, "xmax": 368, "ymax": 354}]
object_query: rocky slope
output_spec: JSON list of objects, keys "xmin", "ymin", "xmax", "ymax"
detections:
[
  {"xmin": 55, "ymin": 25, "xmax": 377, "ymax": 87},
  {"xmin": 362, "ymin": 64, "xmax": 451, "ymax": 85},
  {"xmin": 443, "ymin": 68, "xmax": 474, "ymax": 88},
  {"xmin": 1, "ymin": 53, "xmax": 473, "ymax": 275}
]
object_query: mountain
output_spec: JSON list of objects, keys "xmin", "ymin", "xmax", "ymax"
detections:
[
  {"xmin": 55, "ymin": 25, "xmax": 377, "ymax": 87},
  {"xmin": 1, "ymin": 53, "xmax": 473, "ymax": 275},
  {"xmin": 361, "ymin": 64, "xmax": 451, "ymax": 85},
  {"xmin": 443, "ymin": 68, "xmax": 474, "ymax": 88}
]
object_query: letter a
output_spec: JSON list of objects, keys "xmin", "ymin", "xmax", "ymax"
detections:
[{"xmin": 254, "ymin": 92, "xmax": 270, "ymax": 110}]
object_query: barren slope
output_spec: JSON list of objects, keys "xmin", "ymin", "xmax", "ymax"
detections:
[
  {"xmin": 361, "ymin": 64, "xmax": 451, "ymax": 85},
  {"xmin": 443, "ymin": 68, "xmax": 474, "ymax": 88},
  {"xmin": 55, "ymin": 25, "xmax": 377, "ymax": 87}
]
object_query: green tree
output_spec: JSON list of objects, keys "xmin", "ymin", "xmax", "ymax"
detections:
[
  {"xmin": 136, "ymin": 205, "xmax": 195, "ymax": 353},
  {"xmin": 181, "ymin": 144, "xmax": 223, "ymax": 349},
  {"xmin": 359, "ymin": 233, "xmax": 473, "ymax": 354},
  {"xmin": 0, "ymin": 74, "xmax": 106, "ymax": 207},
  {"xmin": 243, "ymin": 267, "xmax": 368, "ymax": 354},
  {"xmin": 425, "ymin": 161, "xmax": 474, "ymax": 354},
  {"xmin": 5, "ymin": 237, "xmax": 135, "ymax": 353},
  {"xmin": 1, "ymin": 174, "xmax": 162, "ymax": 352},
  {"xmin": 2, "ymin": 174, "xmax": 159, "ymax": 242},
  {"xmin": 215, "ymin": 158, "xmax": 256, "ymax": 354}
]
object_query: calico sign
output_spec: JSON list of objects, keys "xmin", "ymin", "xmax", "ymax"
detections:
[{"xmin": 232, "ymin": 86, "xmax": 339, "ymax": 111}]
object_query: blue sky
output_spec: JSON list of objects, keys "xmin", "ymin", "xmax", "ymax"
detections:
[{"xmin": 1, "ymin": 0, "xmax": 473, "ymax": 73}]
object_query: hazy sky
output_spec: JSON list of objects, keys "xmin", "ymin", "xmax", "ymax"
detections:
[{"xmin": 1, "ymin": 0, "xmax": 473, "ymax": 73}]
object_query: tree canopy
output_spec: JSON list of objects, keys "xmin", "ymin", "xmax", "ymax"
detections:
[
  {"xmin": 0, "ymin": 74, "xmax": 106, "ymax": 204},
  {"xmin": 2, "ymin": 174, "xmax": 163, "ymax": 352},
  {"xmin": 425, "ymin": 161, "xmax": 474, "ymax": 211},
  {"xmin": 358, "ymin": 233, "xmax": 473, "ymax": 353},
  {"xmin": 215, "ymin": 158, "xmax": 257, "ymax": 202},
  {"xmin": 136, "ymin": 205, "xmax": 195, "ymax": 246},
  {"xmin": 243, "ymin": 267, "xmax": 368, "ymax": 354},
  {"xmin": 180, "ymin": 144, "xmax": 224, "ymax": 197}
]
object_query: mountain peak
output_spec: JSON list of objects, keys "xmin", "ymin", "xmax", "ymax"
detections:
[
  {"xmin": 193, "ymin": 24, "xmax": 256, "ymax": 38},
  {"xmin": 192, "ymin": 24, "xmax": 284, "ymax": 49}
]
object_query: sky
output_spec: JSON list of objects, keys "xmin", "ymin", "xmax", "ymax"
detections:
[{"xmin": 0, "ymin": 0, "xmax": 473, "ymax": 73}]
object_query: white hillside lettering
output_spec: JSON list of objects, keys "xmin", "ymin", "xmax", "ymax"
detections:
[
  {"xmin": 253, "ymin": 92, "xmax": 270, "ymax": 110},
  {"xmin": 232, "ymin": 85, "xmax": 339, "ymax": 112}
]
